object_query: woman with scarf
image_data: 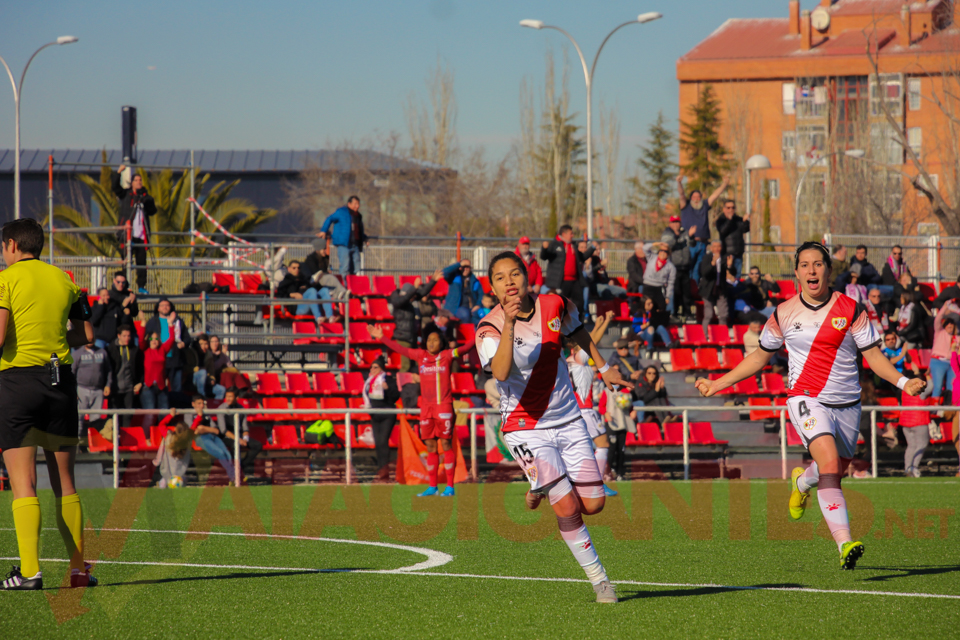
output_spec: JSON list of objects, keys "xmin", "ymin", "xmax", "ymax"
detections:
[{"xmin": 363, "ymin": 357, "xmax": 400, "ymax": 481}]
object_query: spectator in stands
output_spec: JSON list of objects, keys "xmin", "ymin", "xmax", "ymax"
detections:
[
  {"xmin": 846, "ymin": 244, "xmax": 882, "ymax": 290},
  {"xmin": 900, "ymin": 372, "xmax": 933, "ymax": 477},
  {"xmin": 661, "ymin": 215, "xmax": 696, "ymax": 320},
  {"xmin": 93, "ymin": 272, "xmax": 139, "ymax": 348},
  {"xmin": 626, "ymin": 241, "xmax": 648, "ymax": 317},
  {"xmin": 927, "ymin": 301, "xmax": 960, "ymax": 399},
  {"xmin": 107, "ymin": 326, "xmax": 143, "ymax": 427},
  {"xmin": 174, "ymin": 398, "xmax": 235, "ymax": 484},
  {"xmin": 90, "ymin": 288, "xmax": 113, "ymax": 349},
  {"xmin": 442, "ymin": 259, "xmax": 484, "ymax": 324},
  {"xmin": 734, "ymin": 267, "xmax": 780, "ymax": 322},
  {"xmin": 217, "ymin": 387, "xmax": 263, "ymax": 476},
  {"xmin": 743, "ymin": 319, "xmax": 762, "ymax": 355},
  {"xmin": 145, "ymin": 298, "xmax": 191, "ymax": 394},
  {"xmin": 865, "ymin": 288, "xmax": 889, "ymax": 335},
  {"xmin": 515, "ymin": 237, "xmax": 544, "ymax": 293},
  {"xmin": 113, "ymin": 165, "xmax": 157, "ymax": 294},
  {"xmin": 829, "ymin": 245, "xmax": 848, "ymax": 290},
  {"xmin": 677, "ymin": 173, "xmax": 730, "ymax": 279},
  {"xmin": 421, "ymin": 308, "xmax": 457, "ymax": 349},
  {"xmin": 607, "ymin": 338, "xmax": 643, "ymax": 385},
  {"xmin": 390, "ymin": 270, "xmax": 443, "ymax": 373},
  {"xmin": 477, "ymin": 294, "xmax": 496, "ymax": 320},
  {"xmin": 892, "ymin": 267, "xmax": 919, "ymax": 310},
  {"xmin": 641, "ymin": 242, "xmax": 676, "ymax": 316},
  {"xmin": 72, "ymin": 340, "xmax": 112, "ymax": 438},
  {"xmin": 633, "ymin": 297, "xmax": 675, "ymax": 358},
  {"xmin": 151, "ymin": 421, "xmax": 192, "ymax": 488},
  {"xmin": 896, "ymin": 290, "xmax": 927, "ymax": 349},
  {"xmin": 700, "ymin": 241, "xmax": 733, "ymax": 333},
  {"xmin": 635, "ymin": 366, "xmax": 670, "ymax": 425},
  {"xmin": 318, "ymin": 195, "xmax": 367, "ymax": 276},
  {"xmin": 205, "ymin": 335, "xmax": 249, "ymax": 396},
  {"xmin": 276, "ymin": 261, "xmax": 322, "ymax": 324},
  {"xmin": 261, "ymin": 245, "xmax": 288, "ymax": 290},
  {"xmin": 932, "ymin": 271, "xmax": 960, "ymax": 308},
  {"xmin": 363, "ymin": 357, "xmax": 401, "ymax": 481},
  {"xmin": 188, "ymin": 333, "xmax": 214, "ymax": 396},
  {"xmin": 541, "ymin": 224, "xmax": 595, "ymax": 315},
  {"xmin": 589, "ymin": 257, "xmax": 625, "ymax": 301},
  {"xmin": 141, "ymin": 325, "xmax": 177, "ymax": 428},
  {"xmin": 844, "ymin": 263, "xmax": 869, "ymax": 303},
  {"xmin": 881, "ymin": 245, "xmax": 909, "ymax": 287},
  {"xmin": 304, "ymin": 238, "xmax": 349, "ymax": 318},
  {"xmin": 716, "ymin": 199, "xmax": 749, "ymax": 278}
]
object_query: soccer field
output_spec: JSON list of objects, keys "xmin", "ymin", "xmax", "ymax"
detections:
[{"xmin": 0, "ymin": 479, "xmax": 956, "ymax": 639}]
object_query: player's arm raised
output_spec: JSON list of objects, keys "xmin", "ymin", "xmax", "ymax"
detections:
[
  {"xmin": 589, "ymin": 309, "xmax": 614, "ymax": 344},
  {"xmin": 695, "ymin": 347, "xmax": 774, "ymax": 397},
  {"xmin": 569, "ymin": 325, "xmax": 634, "ymax": 392},
  {"xmin": 862, "ymin": 345, "xmax": 926, "ymax": 396}
]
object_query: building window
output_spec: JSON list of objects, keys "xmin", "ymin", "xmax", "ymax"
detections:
[
  {"xmin": 767, "ymin": 179, "xmax": 780, "ymax": 199},
  {"xmin": 796, "ymin": 78, "xmax": 828, "ymax": 119},
  {"xmin": 797, "ymin": 124, "xmax": 827, "ymax": 166},
  {"xmin": 834, "ymin": 76, "xmax": 868, "ymax": 145},
  {"xmin": 769, "ymin": 226, "xmax": 781, "ymax": 245},
  {"xmin": 918, "ymin": 173, "xmax": 938, "ymax": 192},
  {"xmin": 907, "ymin": 127, "xmax": 922, "ymax": 159},
  {"xmin": 908, "ymin": 78, "xmax": 921, "ymax": 111},
  {"xmin": 782, "ymin": 131, "xmax": 796, "ymax": 163},
  {"xmin": 870, "ymin": 122, "xmax": 902, "ymax": 165},
  {"xmin": 870, "ymin": 73, "xmax": 903, "ymax": 117},
  {"xmin": 782, "ymin": 82, "xmax": 796, "ymax": 115}
]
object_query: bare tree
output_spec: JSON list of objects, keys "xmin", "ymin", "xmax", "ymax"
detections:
[
  {"xmin": 724, "ymin": 81, "xmax": 763, "ymax": 215},
  {"xmin": 405, "ymin": 58, "xmax": 458, "ymax": 167},
  {"xmin": 597, "ymin": 101, "xmax": 622, "ymax": 233}
]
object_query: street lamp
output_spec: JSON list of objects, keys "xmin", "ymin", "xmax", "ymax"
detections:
[
  {"xmin": 521, "ymin": 12, "xmax": 662, "ymax": 240},
  {"xmin": 743, "ymin": 154, "xmax": 771, "ymax": 271},
  {"xmin": 793, "ymin": 148, "xmax": 865, "ymax": 244},
  {"xmin": 0, "ymin": 36, "xmax": 79, "ymax": 220}
]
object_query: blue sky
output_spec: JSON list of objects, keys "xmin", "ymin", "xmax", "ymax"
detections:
[{"xmin": 0, "ymin": 0, "xmax": 814, "ymax": 165}]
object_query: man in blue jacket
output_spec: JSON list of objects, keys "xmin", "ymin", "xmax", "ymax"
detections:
[
  {"xmin": 318, "ymin": 196, "xmax": 367, "ymax": 276},
  {"xmin": 443, "ymin": 259, "xmax": 484, "ymax": 324}
]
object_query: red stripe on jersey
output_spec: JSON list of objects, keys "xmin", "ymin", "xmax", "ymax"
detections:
[
  {"xmin": 502, "ymin": 295, "xmax": 564, "ymax": 432},
  {"xmin": 790, "ymin": 295, "xmax": 856, "ymax": 398}
]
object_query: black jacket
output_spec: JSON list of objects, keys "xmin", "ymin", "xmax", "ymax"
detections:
[
  {"xmin": 716, "ymin": 214, "xmax": 750, "ymax": 257},
  {"xmin": 389, "ymin": 280, "xmax": 437, "ymax": 343},
  {"xmin": 881, "ymin": 260, "xmax": 908, "ymax": 287},
  {"xmin": 540, "ymin": 239, "xmax": 595, "ymax": 290},
  {"xmin": 367, "ymin": 374, "xmax": 401, "ymax": 409},
  {"xmin": 626, "ymin": 254, "xmax": 646, "ymax": 292},
  {"xmin": 897, "ymin": 303, "xmax": 928, "ymax": 346},
  {"xmin": 107, "ymin": 341, "xmax": 143, "ymax": 393},
  {"xmin": 699, "ymin": 252, "xmax": 734, "ymax": 302},
  {"xmin": 276, "ymin": 272, "xmax": 311, "ymax": 298},
  {"xmin": 111, "ymin": 172, "xmax": 157, "ymax": 244},
  {"xmin": 302, "ymin": 251, "xmax": 330, "ymax": 281},
  {"xmin": 144, "ymin": 298, "xmax": 192, "ymax": 369},
  {"xmin": 92, "ymin": 286, "xmax": 139, "ymax": 343}
]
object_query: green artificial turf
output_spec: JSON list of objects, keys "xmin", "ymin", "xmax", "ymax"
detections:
[{"xmin": 0, "ymin": 479, "xmax": 957, "ymax": 639}]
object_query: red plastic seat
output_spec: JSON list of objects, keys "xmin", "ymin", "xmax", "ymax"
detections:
[
  {"xmin": 373, "ymin": 275, "xmax": 397, "ymax": 296},
  {"xmin": 732, "ymin": 324, "xmax": 749, "ymax": 344},
  {"xmin": 662, "ymin": 422, "xmax": 684, "ymax": 445},
  {"xmin": 785, "ymin": 423, "xmax": 803, "ymax": 446},
  {"xmin": 341, "ymin": 372, "xmax": 365, "ymax": 395},
  {"xmin": 119, "ymin": 427, "xmax": 151, "ymax": 452},
  {"xmin": 345, "ymin": 275, "xmax": 373, "ymax": 297},
  {"xmin": 707, "ymin": 325, "xmax": 731, "ymax": 346},
  {"xmin": 317, "ymin": 323, "xmax": 345, "ymax": 344},
  {"xmin": 708, "ymin": 373, "xmax": 735, "ymax": 395},
  {"xmin": 478, "ymin": 276, "xmax": 491, "ymax": 293},
  {"xmin": 285, "ymin": 372, "xmax": 313, "ymax": 395},
  {"xmin": 239, "ymin": 272, "xmax": 263, "ymax": 292},
  {"xmin": 457, "ymin": 324, "xmax": 476, "ymax": 346},
  {"xmin": 341, "ymin": 298, "xmax": 368, "ymax": 321},
  {"xmin": 257, "ymin": 372, "xmax": 283, "ymax": 395},
  {"xmin": 321, "ymin": 397, "xmax": 348, "ymax": 422},
  {"xmin": 452, "ymin": 372, "xmax": 479, "ymax": 394},
  {"xmin": 292, "ymin": 321, "xmax": 320, "ymax": 345},
  {"xmin": 918, "ymin": 282, "xmax": 937, "ymax": 301},
  {"xmin": 260, "ymin": 397, "xmax": 292, "ymax": 421},
  {"xmin": 722, "ymin": 348, "xmax": 744, "ymax": 369},
  {"xmin": 734, "ymin": 376, "xmax": 761, "ymax": 395},
  {"xmin": 292, "ymin": 397, "xmax": 322, "ymax": 421},
  {"xmin": 637, "ymin": 422, "xmax": 664, "ymax": 445},
  {"xmin": 87, "ymin": 428, "xmax": 113, "ymax": 453},
  {"xmin": 314, "ymin": 372, "xmax": 341, "ymax": 395},
  {"xmin": 367, "ymin": 298, "xmax": 392, "ymax": 320},
  {"xmin": 748, "ymin": 397, "xmax": 776, "ymax": 420},
  {"xmin": 348, "ymin": 323, "xmax": 374, "ymax": 345},
  {"xmin": 930, "ymin": 420, "xmax": 954, "ymax": 445},
  {"xmin": 776, "ymin": 280, "xmax": 797, "ymax": 299},
  {"xmin": 690, "ymin": 422, "xmax": 728, "ymax": 445},
  {"xmin": 761, "ymin": 372, "xmax": 787, "ymax": 395},
  {"xmin": 248, "ymin": 426, "xmax": 270, "ymax": 448},
  {"xmin": 681, "ymin": 325, "xmax": 707, "ymax": 346},
  {"xmin": 695, "ymin": 348, "xmax": 722, "ymax": 370},
  {"xmin": 431, "ymin": 279, "xmax": 449, "ymax": 298},
  {"xmin": 150, "ymin": 425, "xmax": 175, "ymax": 448},
  {"xmin": 348, "ymin": 397, "xmax": 371, "ymax": 424},
  {"xmin": 670, "ymin": 348, "xmax": 696, "ymax": 371},
  {"xmin": 213, "ymin": 272, "xmax": 238, "ymax": 291},
  {"xmin": 594, "ymin": 300, "xmax": 619, "ymax": 321},
  {"xmin": 272, "ymin": 424, "xmax": 309, "ymax": 449}
]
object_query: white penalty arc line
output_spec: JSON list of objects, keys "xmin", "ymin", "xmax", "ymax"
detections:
[{"xmin": 2, "ymin": 528, "xmax": 957, "ymax": 600}]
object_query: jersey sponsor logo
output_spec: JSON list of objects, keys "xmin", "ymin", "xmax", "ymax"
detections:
[
  {"xmin": 515, "ymin": 337, "xmax": 524, "ymax": 347},
  {"xmin": 793, "ymin": 321, "xmax": 802, "ymax": 332},
  {"xmin": 802, "ymin": 417, "xmax": 818, "ymax": 430},
  {"xmin": 548, "ymin": 316, "xmax": 562, "ymax": 333},
  {"xmin": 518, "ymin": 418, "xmax": 526, "ymax": 429},
  {"xmin": 831, "ymin": 317, "xmax": 848, "ymax": 331}
]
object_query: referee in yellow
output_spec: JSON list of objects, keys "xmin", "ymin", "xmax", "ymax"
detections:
[{"xmin": 0, "ymin": 219, "xmax": 96, "ymax": 590}]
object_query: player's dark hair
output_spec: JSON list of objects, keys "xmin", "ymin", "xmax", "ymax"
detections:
[
  {"xmin": 487, "ymin": 251, "xmax": 528, "ymax": 284},
  {"xmin": 794, "ymin": 241, "xmax": 832, "ymax": 269},
  {"xmin": 423, "ymin": 327, "xmax": 447, "ymax": 350},
  {"xmin": 2, "ymin": 218, "xmax": 44, "ymax": 256},
  {"xmin": 558, "ymin": 224, "xmax": 573, "ymax": 235}
]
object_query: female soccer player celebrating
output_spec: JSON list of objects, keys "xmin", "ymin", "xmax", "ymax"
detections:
[
  {"xmin": 695, "ymin": 242, "xmax": 925, "ymax": 570},
  {"xmin": 477, "ymin": 252, "xmax": 633, "ymax": 603}
]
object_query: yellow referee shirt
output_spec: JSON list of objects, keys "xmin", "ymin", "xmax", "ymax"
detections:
[{"xmin": 0, "ymin": 259, "xmax": 81, "ymax": 370}]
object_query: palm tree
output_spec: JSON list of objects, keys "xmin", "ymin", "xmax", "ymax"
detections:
[{"xmin": 44, "ymin": 151, "xmax": 277, "ymax": 259}]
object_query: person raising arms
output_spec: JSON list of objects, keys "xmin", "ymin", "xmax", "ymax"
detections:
[
  {"xmin": 695, "ymin": 242, "xmax": 925, "ymax": 570},
  {"xmin": 478, "ymin": 251, "xmax": 633, "ymax": 603}
]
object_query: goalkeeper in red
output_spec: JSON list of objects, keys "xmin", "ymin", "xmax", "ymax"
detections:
[
  {"xmin": 371, "ymin": 324, "xmax": 465, "ymax": 497},
  {"xmin": 696, "ymin": 242, "xmax": 925, "ymax": 570}
]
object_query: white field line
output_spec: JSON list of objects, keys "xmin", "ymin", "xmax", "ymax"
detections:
[{"xmin": 1, "ymin": 527, "xmax": 957, "ymax": 600}]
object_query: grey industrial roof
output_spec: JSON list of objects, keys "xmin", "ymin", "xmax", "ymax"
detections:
[{"xmin": 0, "ymin": 149, "xmax": 449, "ymax": 173}]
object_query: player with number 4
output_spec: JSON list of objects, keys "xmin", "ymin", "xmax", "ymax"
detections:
[
  {"xmin": 476, "ymin": 252, "xmax": 633, "ymax": 603},
  {"xmin": 695, "ymin": 242, "xmax": 925, "ymax": 570}
]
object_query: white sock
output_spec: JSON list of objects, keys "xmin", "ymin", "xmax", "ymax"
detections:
[
  {"xmin": 797, "ymin": 462, "xmax": 819, "ymax": 493},
  {"xmin": 557, "ymin": 513, "xmax": 607, "ymax": 585},
  {"xmin": 817, "ymin": 474, "xmax": 852, "ymax": 552},
  {"xmin": 594, "ymin": 447, "xmax": 609, "ymax": 479}
]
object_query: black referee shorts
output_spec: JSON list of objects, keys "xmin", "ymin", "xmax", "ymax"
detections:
[{"xmin": 0, "ymin": 366, "xmax": 79, "ymax": 451}]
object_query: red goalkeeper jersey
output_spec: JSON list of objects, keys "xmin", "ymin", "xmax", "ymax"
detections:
[{"xmin": 381, "ymin": 338, "xmax": 457, "ymax": 405}]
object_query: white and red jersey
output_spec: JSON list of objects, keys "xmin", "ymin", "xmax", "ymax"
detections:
[
  {"xmin": 476, "ymin": 294, "xmax": 583, "ymax": 432},
  {"xmin": 760, "ymin": 291, "xmax": 881, "ymax": 405},
  {"xmin": 566, "ymin": 349, "xmax": 594, "ymax": 410}
]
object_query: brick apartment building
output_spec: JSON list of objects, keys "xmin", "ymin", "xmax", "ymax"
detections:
[{"xmin": 677, "ymin": 0, "xmax": 960, "ymax": 243}]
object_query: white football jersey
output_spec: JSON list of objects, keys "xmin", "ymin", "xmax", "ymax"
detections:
[
  {"xmin": 477, "ymin": 294, "xmax": 583, "ymax": 432},
  {"xmin": 760, "ymin": 291, "xmax": 881, "ymax": 406}
]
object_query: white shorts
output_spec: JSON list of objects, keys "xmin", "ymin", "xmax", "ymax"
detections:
[
  {"xmin": 503, "ymin": 418, "xmax": 604, "ymax": 503},
  {"xmin": 786, "ymin": 396, "xmax": 861, "ymax": 459},
  {"xmin": 581, "ymin": 409, "xmax": 606, "ymax": 439}
]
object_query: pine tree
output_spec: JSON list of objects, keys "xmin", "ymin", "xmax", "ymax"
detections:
[
  {"xmin": 679, "ymin": 84, "xmax": 730, "ymax": 193},
  {"xmin": 627, "ymin": 112, "xmax": 676, "ymax": 238}
]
